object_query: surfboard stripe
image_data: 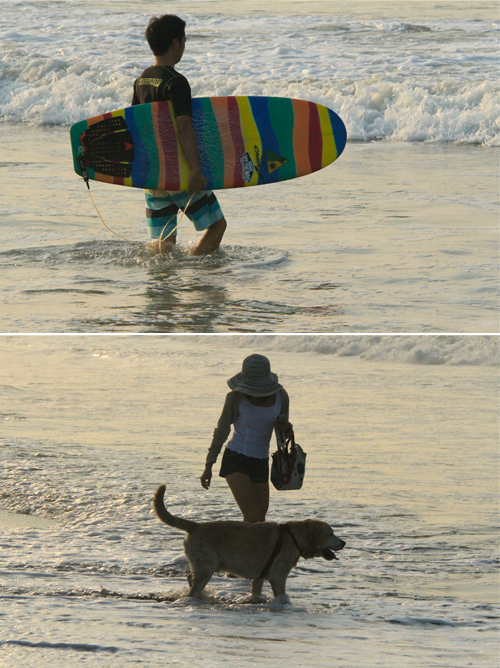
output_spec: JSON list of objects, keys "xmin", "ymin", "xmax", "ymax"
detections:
[
  {"xmin": 308, "ymin": 102, "xmax": 323, "ymax": 173},
  {"xmin": 158, "ymin": 102, "xmax": 181, "ymax": 190},
  {"xmin": 236, "ymin": 97, "xmax": 262, "ymax": 187},
  {"xmin": 291, "ymin": 99, "xmax": 311, "ymax": 177},
  {"xmin": 111, "ymin": 113, "xmax": 126, "ymax": 186},
  {"xmin": 124, "ymin": 107, "xmax": 145, "ymax": 188},
  {"xmin": 166, "ymin": 101, "xmax": 191, "ymax": 191},
  {"xmin": 151, "ymin": 104, "xmax": 166, "ymax": 189},
  {"xmin": 210, "ymin": 97, "xmax": 235, "ymax": 189},
  {"xmin": 86, "ymin": 114, "xmax": 104, "ymax": 127},
  {"xmin": 97, "ymin": 174, "xmax": 114, "ymax": 184},
  {"xmin": 328, "ymin": 107, "xmax": 347, "ymax": 158},
  {"xmin": 131, "ymin": 104, "xmax": 158, "ymax": 188},
  {"xmin": 227, "ymin": 97, "xmax": 245, "ymax": 188},
  {"xmin": 191, "ymin": 99, "xmax": 214, "ymax": 190},
  {"xmin": 200, "ymin": 98, "xmax": 225, "ymax": 189},
  {"xmin": 249, "ymin": 97, "xmax": 281, "ymax": 184},
  {"xmin": 175, "ymin": 117, "xmax": 190, "ymax": 191},
  {"xmin": 317, "ymin": 104, "xmax": 337, "ymax": 168},
  {"xmin": 268, "ymin": 97, "xmax": 296, "ymax": 181}
]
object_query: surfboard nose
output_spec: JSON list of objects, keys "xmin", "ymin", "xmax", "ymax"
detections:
[{"xmin": 328, "ymin": 107, "xmax": 347, "ymax": 158}]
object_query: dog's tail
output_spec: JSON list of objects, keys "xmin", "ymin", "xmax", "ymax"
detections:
[{"xmin": 153, "ymin": 484, "xmax": 197, "ymax": 534}]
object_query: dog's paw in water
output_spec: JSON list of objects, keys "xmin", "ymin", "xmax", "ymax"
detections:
[
  {"xmin": 235, "ymin": 593, "xmax": 267, "ymax": 605},
  {"xmin": 268, "ymin": 594, "xmax": 291, "ymax": 606},
  {"xmin": 170, "ymin": 596, "xmax": 204, "ymax": 608},
  {"xmin": 170, "ymin": 586, "xmax": 220, "ymax": 606}
]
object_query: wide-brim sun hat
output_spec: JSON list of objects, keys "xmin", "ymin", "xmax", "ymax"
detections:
[{"xmin": 227, "ymin": 354, "xmax": 282, "ymax": 397}]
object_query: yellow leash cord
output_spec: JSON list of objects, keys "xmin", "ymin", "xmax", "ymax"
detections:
[
  {"xmin": 87, "ymin": 187, "xmax": 143, "ymax": 248},
  {"xmin": 157, "ymin": 192, "xmax": 195, "ymax": 256},
  {"xmin": 81, "ymin": 169, "xmax": 195, "ymax": 255}
]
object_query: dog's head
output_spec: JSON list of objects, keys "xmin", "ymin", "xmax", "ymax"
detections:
[{"xmin": 292, "ymin": 519, "xmax": 346, "ymax": 561}]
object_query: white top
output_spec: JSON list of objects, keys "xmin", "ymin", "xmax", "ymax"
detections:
[{"xmin": 226, "ymin": 391, "xmax": 282, "ymax": 459}]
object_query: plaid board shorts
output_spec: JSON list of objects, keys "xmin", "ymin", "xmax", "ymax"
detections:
[{"xmin": 144, "ymin": 189, "xmax": 224, "ymax": 239}]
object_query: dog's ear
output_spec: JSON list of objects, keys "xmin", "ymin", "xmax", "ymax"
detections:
[{"xmin": 300, "ymin": 520, "xmax": 329, "ymax": 559}]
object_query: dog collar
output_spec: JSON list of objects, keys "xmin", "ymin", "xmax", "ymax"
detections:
[
  {"xmin": 282, "ymin": 523, "xmax": 301, "ymax": 553},
  {"xmin": 258, "ymin": 523, "xmax": 301, "ymax": 580}
]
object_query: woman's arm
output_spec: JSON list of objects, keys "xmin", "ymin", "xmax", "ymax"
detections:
[
  {"xmin": 200, "ymin": 463, "xmax": 213, "ymax": 489},
  {"xmin": 200, "ymin": 392, "xmax": 240, "ymax": 489},
  {"xmin": 275, "ymin": 388, "xmax": 293, "ymax": 434},
  {"xmin": 205, "ymin": 392, "xmax": 236, "ymax": 464}
]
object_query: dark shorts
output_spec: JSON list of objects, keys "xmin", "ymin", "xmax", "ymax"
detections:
[{"xmin": 219, "ymin": 448, "xmax": 269, "ymax": 484}]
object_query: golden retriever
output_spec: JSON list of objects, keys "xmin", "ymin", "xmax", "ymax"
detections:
[{"xmin": 153, "ymin": 484, "xmax": 346, "ymax": 601}]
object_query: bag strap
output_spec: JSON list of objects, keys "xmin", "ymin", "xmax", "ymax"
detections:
[
  {"xmin": 274, "ymin": 429, "xmax": 297, "ymax": 485},
  {"xmin": 275, "ymin": 427, "xmax": 287, "ymax": 453},
  {"xmin": 275, "ymin": 428, "xmax": 296, "ymax": 455}
]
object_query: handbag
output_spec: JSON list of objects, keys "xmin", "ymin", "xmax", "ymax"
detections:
[{"xmin": 270, "ymin": 428, "xmax": 306, "ymax": 490}]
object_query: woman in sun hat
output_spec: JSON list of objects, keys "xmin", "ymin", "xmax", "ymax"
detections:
[{"xmin": 200, "ymin": 354, "xmax": 292, "ymax": 527}]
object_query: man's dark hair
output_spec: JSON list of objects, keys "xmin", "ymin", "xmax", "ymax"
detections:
[{"xmin": 145, "ymin": 15, "xmax": 186, "ymax": 56}]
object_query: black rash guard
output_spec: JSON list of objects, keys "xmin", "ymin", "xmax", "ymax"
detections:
[{"xmin": 131, "ymin": 65, "xmax": 192, "ymax": 117}]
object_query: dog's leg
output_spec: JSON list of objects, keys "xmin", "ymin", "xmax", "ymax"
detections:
[
  {"xmin": 269, "ymin": 576, "xmax": 288, "ymax": 600},
  {"xmin": 250, "ymin": 577, "xmax": 266, "ymax": 602},
  {"xmin": 187, "ymin": 569, "xmax": 213, "ymax": 599}
]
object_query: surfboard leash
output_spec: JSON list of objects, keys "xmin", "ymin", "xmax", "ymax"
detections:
[
  {"xmin": 157, "ymin": 192, "xmax": 195, "ymax": 256},
  {"xmin": 78, "ymin": 156, "xmax": 142, "ymax": 248},
  {"xmin": 77, "ymin": 156, "xmax": 195, "ymax": 256}
]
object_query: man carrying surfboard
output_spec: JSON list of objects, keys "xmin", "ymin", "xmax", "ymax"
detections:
[{"xmin": 132, "ymin": 15, "xmax": 227, "ymax": 255}]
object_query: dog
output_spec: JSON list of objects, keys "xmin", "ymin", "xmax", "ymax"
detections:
[{"xmin": 153, "ymin": 484, "xmax": 346, "ymax": 601}]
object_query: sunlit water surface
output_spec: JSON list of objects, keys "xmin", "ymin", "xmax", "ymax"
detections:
[
  {"xmin": 1, "ymin": 128, "xmax": 497, "ymax": 332},
  {"xmin": 0, "ymin": 0, "xmax": 498, "ymax": 332},
  {"xmin": 1, "ymin": 335, "xmax": 498, "ymax": 667}
]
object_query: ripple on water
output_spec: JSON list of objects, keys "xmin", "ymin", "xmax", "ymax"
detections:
[{"xmin": 0, "ymin": 241, "xmax": 288, "ymax": 272}]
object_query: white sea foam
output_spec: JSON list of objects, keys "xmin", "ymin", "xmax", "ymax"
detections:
[
  {"xmin": 0, "ymin": 4, "xmax": 498, "ymax": 144},
  {"xmin": 211, "ymin": 335, "xmax": 499, "ymax": 366}
]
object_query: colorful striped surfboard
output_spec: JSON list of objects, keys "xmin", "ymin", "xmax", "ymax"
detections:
[{"xmin": 70, "ymin": 96, "xmax": 346, "ymax": 191}]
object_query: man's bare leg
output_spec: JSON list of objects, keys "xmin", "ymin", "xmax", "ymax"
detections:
[
  {"xmin": 151, "ymin": 236, "xmax": 176, "ymax": 254},
  {"xmin": 191, "ymin": 217, "xmax": 227, "ymax": 256}
]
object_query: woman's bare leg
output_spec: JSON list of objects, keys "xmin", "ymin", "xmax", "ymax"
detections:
[
  {"xmin": 252, "ymin": 481, "xmax": 269, "ymax": 520},
  {"xmin": 225, "ymin": 473, "xmax": 270, "ymax": 598},
  {"xmin": 225, "ymin": 473, "xmax": 268, "ymax": 522}
]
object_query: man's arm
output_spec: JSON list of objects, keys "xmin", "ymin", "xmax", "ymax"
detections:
[
  {"xmin": 131, "ymin": 79, "xmax": 139, "ymax": 106},
  {"xmin": 176, "ymin": 115, "xmax": 207, "ymax": 194}
]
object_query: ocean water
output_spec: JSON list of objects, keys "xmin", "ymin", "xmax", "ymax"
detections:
[
  {"xmin": 1, "ymin": 1, "xmax": 498, "ymax": 143},
  {"xmin": 0, "ymin": 0, "xmax": 498, "ymax": 333},
  {"xmin": 0, "ymin": 335, "xmax": 498, "ymax": 667}
]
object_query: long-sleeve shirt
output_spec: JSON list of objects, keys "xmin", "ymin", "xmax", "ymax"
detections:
[{"xmin": 205, "ymin": 389, "xmax": 290, "ymax": 465}]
